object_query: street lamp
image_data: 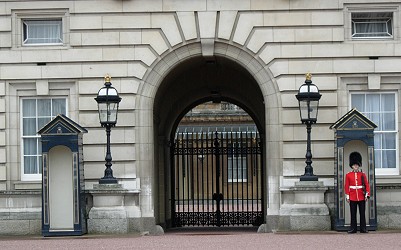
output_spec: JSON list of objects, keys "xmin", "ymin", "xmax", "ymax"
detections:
[
  {"xmin": 296, "ymin": 73, "xmax": 322, "ymax": 181},
  {"xmin": 95, "ymin": 74, "xmax": 121, "ymax": 184}
]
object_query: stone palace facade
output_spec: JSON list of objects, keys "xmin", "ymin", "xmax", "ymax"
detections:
[{"xmin": 0, "ymin": 0, "xmax": 401, "ymax": 235}]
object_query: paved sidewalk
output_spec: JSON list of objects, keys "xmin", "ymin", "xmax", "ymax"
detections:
[{"xmin": 1, "ymin": 229, "xmax": 400, "ymax": 250}]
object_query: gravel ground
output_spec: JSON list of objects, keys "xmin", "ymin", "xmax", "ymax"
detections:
[{"xmin": 1, "ymin": 230, "xmax": 400, "ymax": 250}]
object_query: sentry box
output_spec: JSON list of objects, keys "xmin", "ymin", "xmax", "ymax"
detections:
[{"xmin": 38, "ymin": 114, "xmax": 87, "ymax": 236}]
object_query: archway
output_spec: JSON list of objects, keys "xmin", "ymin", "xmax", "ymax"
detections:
[
  {"xmin": 171, "ymin": 101, "xmax": 264, "ymax": 227},
  {"xmin": 153, "ymin": 54, "xmax": 266, "ymax": 228},
  {"xmin": 136, "ymin": 42, "xmax": 281, "ymax": 231}
]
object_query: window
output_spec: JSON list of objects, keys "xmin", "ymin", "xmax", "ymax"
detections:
[
  {"xmin": 221, "ymin": 103, "xmax": 242, "ymax": 111},
  {"xmin": 12, "ymin": 9, "xmax": 69, "ymax": 48},
  {"xmin": 228, "ymin": 143, "xmax": 247, "ymax": 182},
  {"xmin": 23, "ymin": 19, "xmax": 63, "ymax": 45},
  {"xmin": 21, "ymin": 98, "xmax": 67, "ymax": 180},
  {"xmin": 351, "ymin": 12, "xmax": 393, "ymax": 39},
  {"xmin": 351, "ymin": 93, "xmax": 398, "ymax": 175}
]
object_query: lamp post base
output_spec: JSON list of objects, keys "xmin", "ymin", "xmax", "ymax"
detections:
[
  {"xmin": 88, "ymin": 184, "xmax": 127, "ymax": 234},
  {"xmin": 99, "ymin": 177, "xmax": 118, "ymax": 184},
  {"xmin": 278, "ymin": 181, "xmax": 330, "ymax": 231},
  {"xmin": 300, "ymin": 175, "xmax": 318, "ymax": 181}
]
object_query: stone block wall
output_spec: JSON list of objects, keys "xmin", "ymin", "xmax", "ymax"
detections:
[{"xmin": 0, "ymin": 0, "xmax": 400, "ymax": 234}]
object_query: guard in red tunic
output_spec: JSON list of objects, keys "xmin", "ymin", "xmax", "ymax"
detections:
[{"xmin": 345, "ymin": 151, "xmax": 370, "ymax": 234}]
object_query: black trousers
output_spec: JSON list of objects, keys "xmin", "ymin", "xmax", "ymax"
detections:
[{"xmin": 349, "ymin": 200, "xmax": 366, "ymax": 231}]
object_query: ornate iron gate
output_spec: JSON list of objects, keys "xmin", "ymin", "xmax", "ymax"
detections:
[{"xmin": 172, "ymin": 131, "xmax": 264, "ymax": 227}]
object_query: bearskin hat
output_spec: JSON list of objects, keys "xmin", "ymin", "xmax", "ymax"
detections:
[{"xmin": 349, "ymin": 151, "xmax": 362, "ymax": 168}]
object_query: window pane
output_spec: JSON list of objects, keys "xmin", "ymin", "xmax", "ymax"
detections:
[
  {"xmin": 23, "ymin": 22, "xmax": 28, "ymax": 42},
  {"xmin": 228, "ymin": 154, "xmax": 247, "ymax": 181},
  {"xmin": 374, "ymin": 134, "xmax": 382, "ymax": 149},
  {"xmin": 98, "ymin": 103, "xmax": 108, "ymax": 123},
  {"xmin": 387, "ymin": 19, "xmax": 393, "ymax": 35},
  {"xmin": 375, "ymin": 151, "xmax": 382, "ymax": 168},
  {"xmin": 38, "ymin": 99, "xmax": 51, "ymax": 116},
  {"xmin": 382, "ymin": 113, "xmax": 395, "ymax": 130},
  {"xmin": 23, "ymin": 138, "xmax": 37, "ymax": 155},
  {"xmin": 107, "ymin": 103, "xmax": 119, "ymax": 123},
  {"xmin": 242, "ymin": 158, "xmax": 247, "ymax": 180},
  {"xmin": 383, "ymin": 150, "xmax": 396, "ymax": 168},
  {"xmin": 382, "ymin": 94, "xmax": 395, "ymax": 111},
  {"xmin": 354, "ymin": 22, "xmax": 387, "ymax": 37},
  {"xmin": 367, "ymin": 113, "xmax": 380, "ymax": 130},
  {"xmin": 23, "ymin": 118, "xmax": 36, "ymax": 136},
  {"xmin": 24, "ymin": 156, "xmax": 38, "ymax": 174},
  {"xmin": 351, "ymin": 94, "xmax": 364, "ymax": 112},
  {"xmin": 39, "ymin": 156, "xmax": 43, "ymax": 174},
  {"xmin": 352, "ymin": 12, "xmax": 393, "ymax": 19},
  {"xmin": 383, "ymin": 133, "xmax": 396, "ymax": 149},
  {"xmin": 52, "ymin": 98, "xmax": 66, "ymax": 115},
  {"xmin": 38, "ymin": 118, "xmax": 51, "ymax": 131},
  {"xmin": 38, "ymin": 140, "xmax": 42, "ymax": 155},
  {"xmin": 22, "ymin": 99, "xmax": 36, "ymax": 117},
  {"xmin": 366, "ymin": 94, "xmax": 380, "ymax": 112}
]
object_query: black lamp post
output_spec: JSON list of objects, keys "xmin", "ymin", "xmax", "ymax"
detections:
[
  {"xmin": 95, "ymin": 75, "xmax": 121, "ymax": 184},
  {"xmin": 296, "ymin": 73, "xmax": 322, "ymax": 181}
]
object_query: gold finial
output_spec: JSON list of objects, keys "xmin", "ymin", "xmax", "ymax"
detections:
[
  {"xmin": 305, "ymin": 73, "xmax": 312, "ymax": 81},
  {"xmin": 104, "ymin": 74, "xmax": 111, "ymax": 83}
]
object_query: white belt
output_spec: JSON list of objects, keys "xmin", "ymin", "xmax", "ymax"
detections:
[{"xmin": 350, "ymin": 185, "xmax": 363, "ymax": 189}]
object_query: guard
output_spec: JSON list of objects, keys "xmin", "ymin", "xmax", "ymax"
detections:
[{"xmin": 345, "ymin": 151, "xmax": 370, "ymax": 234}]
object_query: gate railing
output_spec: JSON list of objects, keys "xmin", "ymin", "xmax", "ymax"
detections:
[{"xmin": 172, "ymin": 131, "xmax": 263, "ymax": 227}]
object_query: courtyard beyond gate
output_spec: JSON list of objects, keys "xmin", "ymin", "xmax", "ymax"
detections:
[{"xmin": 172, "ymin": 131, "xmax": 264, "ymax": 227}]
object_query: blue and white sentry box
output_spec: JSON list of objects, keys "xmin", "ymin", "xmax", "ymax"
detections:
[
  {"xmin": 330, "ymin": 108, "xmax": 377, "ymax": 232},
  {"xmin": 38, "ymin": 114, "xmax": 88, "ymax": 236}
]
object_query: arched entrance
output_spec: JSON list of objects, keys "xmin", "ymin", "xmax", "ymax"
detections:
[
  {"xmin": 136, "ymin": 42, "xmax": 281, "ymax": 231},
  {"xmin": 171, "ymin": 101, "xmax": 264, "ymax": 227}
]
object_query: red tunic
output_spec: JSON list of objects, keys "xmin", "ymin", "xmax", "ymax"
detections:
[{"xmin": 345, "ymin": 171, "xmax": 370, "ymax": 201}]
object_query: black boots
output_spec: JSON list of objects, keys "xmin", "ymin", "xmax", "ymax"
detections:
[{"xmin": 347, "ymin": 229, "xmax": 368, "ymax": 233}]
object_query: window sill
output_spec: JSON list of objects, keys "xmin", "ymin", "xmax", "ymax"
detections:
[
  {"xmin": 346, "ymin": 38, "xmax": 396, "ymax": 43},
  {"xmin": 13, "ymin": 44, "xmax": 70, "ymax": 50},
  {"xmin": 376, "ymin": 175, "xmax": 401, "ymax": 186},
  {"xmin": 14, "ymin": 181, "xmax": 41, "ymax": 190},
  {"xmin": 351, "ymin": 36, "xmax": 393, "ymax": 40}
]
